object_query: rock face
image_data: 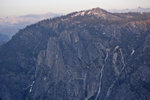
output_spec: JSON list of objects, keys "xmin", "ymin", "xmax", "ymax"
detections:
[{"xmin": 0, "ymin": 8, "xmax": 150, "ymax": 100}]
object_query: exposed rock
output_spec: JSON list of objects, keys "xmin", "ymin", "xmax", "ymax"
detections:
[{"xmin": 0, "ymin": 8, "xmax": 150, "ymax": 100}]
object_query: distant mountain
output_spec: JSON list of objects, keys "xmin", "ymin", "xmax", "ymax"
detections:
[
  {"xmin": 0, "ymin": 34, "xmax": 9, "ymax": 46},
  {"xmin": 109, "ymin": 7, "xmax": 150, "ymax": 13},
  {"xmin": 0, "ymin": 13, "xmax": 61, "ymax": 38},
  {"xmin": 0, "ymin": 7, "xmax": 150, "ymax": 100}
]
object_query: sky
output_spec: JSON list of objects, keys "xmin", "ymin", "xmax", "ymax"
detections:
[{"xmin": 0, "ymin": 0, "xmax": 150, "ymax": 17}]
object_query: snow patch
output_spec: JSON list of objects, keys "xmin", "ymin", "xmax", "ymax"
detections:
[
  {"xmin": 131, "ymin": 49, "xmax": 135, "ymax": 55},
  {"xmin": 71, "ymin": 11, "xmax": 85, "ymax": 17},
  {"xmin": 102, "ymin": 32, "xmax": 106, "ymax": 35},
  {"xmin": 29, "ymin": 81, "xmax": 35, "ymax": 93},
  {"xmin": 80, "ymin": 12, "xmax": 85, "ymax": 16}
]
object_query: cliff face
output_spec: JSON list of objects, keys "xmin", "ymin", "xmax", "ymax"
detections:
[{"xmin": 0, "ymin": 8, "xmax": 150, "ymax": 100}]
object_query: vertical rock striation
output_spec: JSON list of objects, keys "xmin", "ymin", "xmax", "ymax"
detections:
[{"xmin": 0, "ymin": 8, "xmax": 150, "ymax": 100}]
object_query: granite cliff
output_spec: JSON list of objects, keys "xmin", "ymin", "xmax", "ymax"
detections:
[{"xmin": 0, "ymin": 8, "xmax": 150, "ymax": 100}]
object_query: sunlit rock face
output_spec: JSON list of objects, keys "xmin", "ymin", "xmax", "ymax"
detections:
[{"xmin": 0, "ymin": 8, "xmax": 150, "ymax": 100}]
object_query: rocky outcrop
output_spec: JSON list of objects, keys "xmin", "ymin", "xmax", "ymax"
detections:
[{"xmin": 0, "ymin": 8, "xmax": 150, "ymax": 100}]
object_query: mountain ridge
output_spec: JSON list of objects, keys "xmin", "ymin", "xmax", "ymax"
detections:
[
  {"xmin": 0, "ymin": 12, "xmax": 60, "ymax": 38},
  {"xmin": 0, "ymin": 7, "xmax": 150, "ymax": 100},
  {"xmin": 109, "ymin": 7, "xmax": 150, "ymax": 13}
]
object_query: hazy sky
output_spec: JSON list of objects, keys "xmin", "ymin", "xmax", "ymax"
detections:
[{"xmin": 0, "ymin": 0, "xmax": 150, "ymax": 17}]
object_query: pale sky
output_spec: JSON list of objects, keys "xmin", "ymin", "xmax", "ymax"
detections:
[{"xmin": 0, "ymin": 0, "xmax": 150, "ymax": 17}]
